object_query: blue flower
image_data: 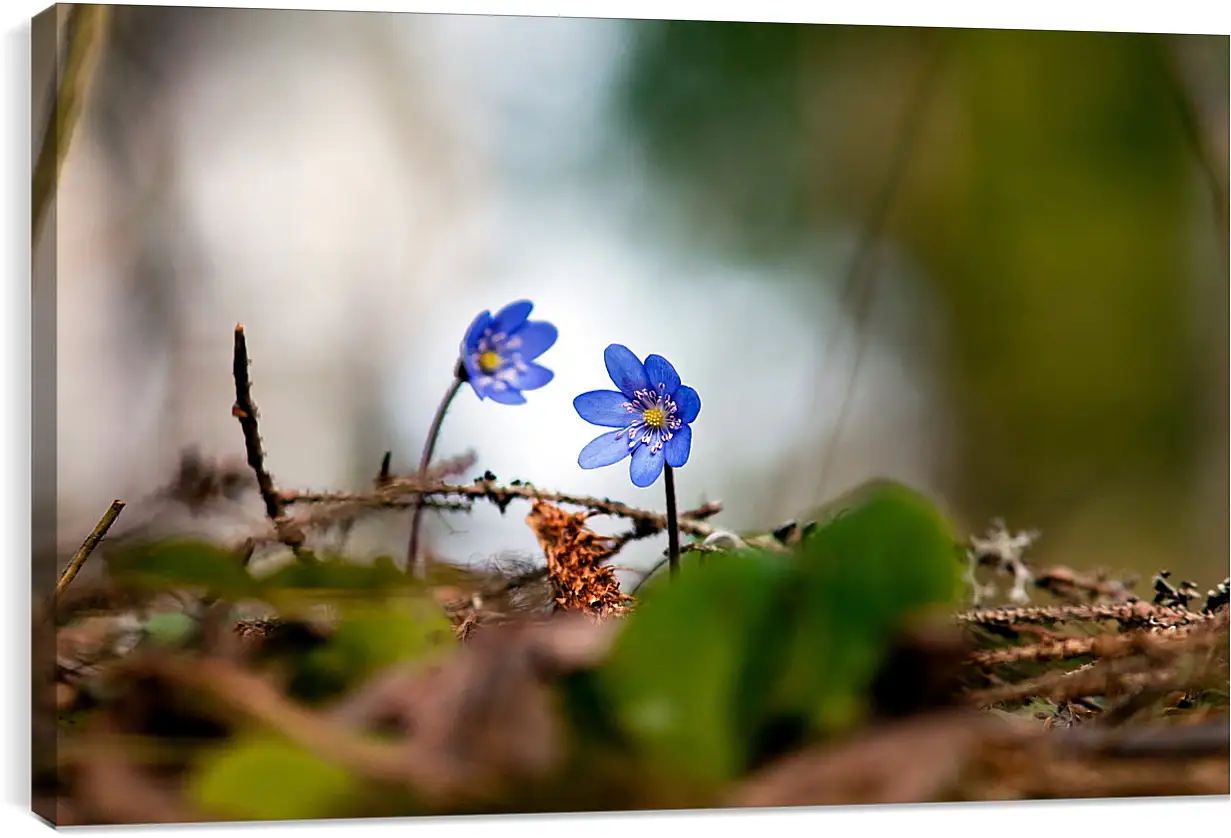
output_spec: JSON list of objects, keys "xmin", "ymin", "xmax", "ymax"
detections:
[
  {"xmin": 460, "ymin": 300, "xmax": 558, "ymax": 404},
  {"xmin": 573, "ymin": 344, "xmax": 700, "ymax": 488}
]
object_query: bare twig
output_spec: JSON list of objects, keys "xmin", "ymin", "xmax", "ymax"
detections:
[
  {"xmin": 971, "ymin": 660, "xmax": 1173, "ymax": 709},
  {"xmin": 957, "ymin": 602, "xmax": 1209, "ymax": 630},
  {"xmin": 284, "ymin": 479, "xmax": 723, "ymax": 541},
  {"xmin": 969, "ymin": 611, "xmax": 1229, "ymax": 707},
  {"xmin": 253, "ymin": 498, "xmax": 470, "ymax": 549},
  {"xmin": 970, "ymin": 634, "xmax": 1145, "ymax": 669},
  {"xmin": 1032, "ymin": 565, "xmax": 1138, "ymax": 603},
  {"xmin": 608, "ymin": 500, "xmax": 724, "ymax": 550},
  {"xmin": 55, "ymin": 499, "xmax": 124, "ymax": 598},
  {"xmin": 33, "ymin": 4, "xmax": 112, "ymax": 255},
  {"xmin": 970, "ymin": 613, "xmax": 1228, "ymax": 669},
  {"xmin": 231, "ymin": 325, "xmax": 304, "ymax": 554}
]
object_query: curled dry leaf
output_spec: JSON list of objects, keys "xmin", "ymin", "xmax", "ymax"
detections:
[{"xmin": 525, "ymin": 501, "xmax": 631, "ymax": 617}]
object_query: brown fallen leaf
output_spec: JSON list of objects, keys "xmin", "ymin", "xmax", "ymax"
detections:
[
  {"xmin": 72, "ymin": 718, "xmax": 203, "ymax": 825},
  {"xmin": 731, "ymin": 711, "xmax": 1000, "ymax": 808},
  {"xmin": 525, "ymin": 502, "xmax": 631, "ymax": 617},
  {"xmin": 327, "ymin": 613, "xmax": 619, "ymax": 805}
]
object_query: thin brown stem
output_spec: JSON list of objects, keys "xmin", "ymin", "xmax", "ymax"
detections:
[
  {"xmin": 664, "ymin": 465, "xmax": 681, "ymax": 579},
  {"xmin": 407, "ymin": 369, "xmax": 466, "ymax": 577},
  {"xmin": 55, "ymin": 499, "xmax": 124, "ymax": 598}
]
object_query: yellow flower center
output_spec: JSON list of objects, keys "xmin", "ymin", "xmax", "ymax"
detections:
[
  {"xmin": 478, "ymin": 351, "xmax": 502, "ymax": 374},
  {"xmin": 642, "ymin": 406, "xmax": 667, "ymax": 429}
]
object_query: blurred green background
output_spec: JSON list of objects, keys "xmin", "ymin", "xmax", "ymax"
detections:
[{"xmin": 615, "ymin": 22, "xmax": 1228, "ymax": 583}]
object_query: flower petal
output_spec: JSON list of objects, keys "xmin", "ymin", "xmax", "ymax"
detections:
[
  {"xmin": 673, "ymin": 385, "xmax": 701, "ymax": 424},
  {"xmin": 462, "ymin": 310, "xmax": 492, "ymax": 353},
  {"xmin": 629, "ymin": 442, "xmax": 666, "ymax": 488},
  {"xmin": 643, "ymin": 354, "xmax": 681, "ymax": 396},
  {"xmin": 508, "ymin": 362, "xmax": 554, "ymax": 392},
  {"xmin": 578, "ymin": 429, "xmax": 634, "ymax": 469},
  {"xmin": 604, "ymin": 344, "xmax": 649, "ymax": 397},
  {"xmin": 509, "ymin": 321, "xmax": 557, "ymax": 361},
  {"xmin": 492, "ymin": 300, "xmax": 534, "ymax": 335},
  {"xmin": 573, "ymin": 390, "xmax": 633, "ymax": 427},
  {"xmin": 664, "ymin": 424, "xmax": 692, "ymax": 468},
  {"xmin": 478, "ymin": 379, "xmax": 527, "ymax": 405}
]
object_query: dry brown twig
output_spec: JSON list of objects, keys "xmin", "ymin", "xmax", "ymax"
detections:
[
  {"xmin": 244, "ymin": 498, "xmax": 470, "ymax": 554},
  {"xmin": 1032, "ymin": 564, "xmax": 1138, "ymax": 603},
  {"xmin": 957, "ymin": 601, "xmax": 1207, "ymax": 630},
  {"xmin": 231, "ymin": 325, "xmax": 305, "ymax": 555},
  {"xmin": 968, "ymin": 610, "xmax": 1229, "ymax": 707},
  {"xmin": 972, "ymin": 660, "xmax": 1171, "ymax": 710},
  {"xmin": 608, "ymin": 500, "xmax": 724, "ymax": 550},
  {"xmin": 282, "ymin": 478, "xmax": 723, "ymax": 541},
  {"xmin": 967, "ymin": 623, "xmax": 1213, "ymax": 668},
  {"xmin": 55, "ymin": 499, "xmax": 125, "ymax": 599}
]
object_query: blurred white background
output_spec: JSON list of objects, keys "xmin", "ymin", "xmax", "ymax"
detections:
[{"xmin": 45, "ymin": 9, "xmax": 943, "ymax": 575}]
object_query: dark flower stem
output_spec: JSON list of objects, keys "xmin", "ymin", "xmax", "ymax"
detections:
[
  {"xmin": 407, "ymin": 361, "xmax": 467, "ymax": 577},
  {"xmin": 664, "ymin": 464, "xmax": 681, "ymax": 579}
]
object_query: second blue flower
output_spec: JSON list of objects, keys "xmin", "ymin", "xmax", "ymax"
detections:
[{"xmin": 460, "ymin": 299, "xmax": 558, "ymax": 405}]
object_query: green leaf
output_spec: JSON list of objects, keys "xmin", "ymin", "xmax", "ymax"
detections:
[
  {"xmin": 108, "ymin": 539, "xmax": 255, "ymax": 599},
  {"xmin": 189, "ymin": 735, "xmax": 360, "ymax": 821},
  {"xmin": 599, "ymin": 549, "xmax": 788, "ymax": 786},
  {"xmin": 255, "ymin": 554, "xmax": 409, "ymax": 594},
  {"xmin": 768, "ymin": 479, "xmax": 964, "ymax": 735},
  {"xmin": 292, "ymin": 602, "xmax": 456, "ymax": 701},
  {"xmin": 328, "ymin": 603, "xmax": 455, "ymax": 675},
  {"xmin": 143, "ymin": 612, "xmax": 198, "ymax": 647},
  {"xmin": 594, "ymin": 479, "xmax": 963, "ymax": 786},
  {"xmin": 252, "ymin": 556, "xmax": 429, "ymax": 618}
]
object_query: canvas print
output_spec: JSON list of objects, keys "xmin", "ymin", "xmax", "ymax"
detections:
[{"xmin": 31, "ymin": 4, "xmax": 1230, "ymax": 825}]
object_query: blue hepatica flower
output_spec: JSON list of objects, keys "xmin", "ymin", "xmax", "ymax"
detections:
[
  {"xmin": 574, "ymin": 344, "xmax": 701, "ymax": 488},
  {"xmin": 460, "ymin": 300, "xmax": 558, "ymax": 404}
]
